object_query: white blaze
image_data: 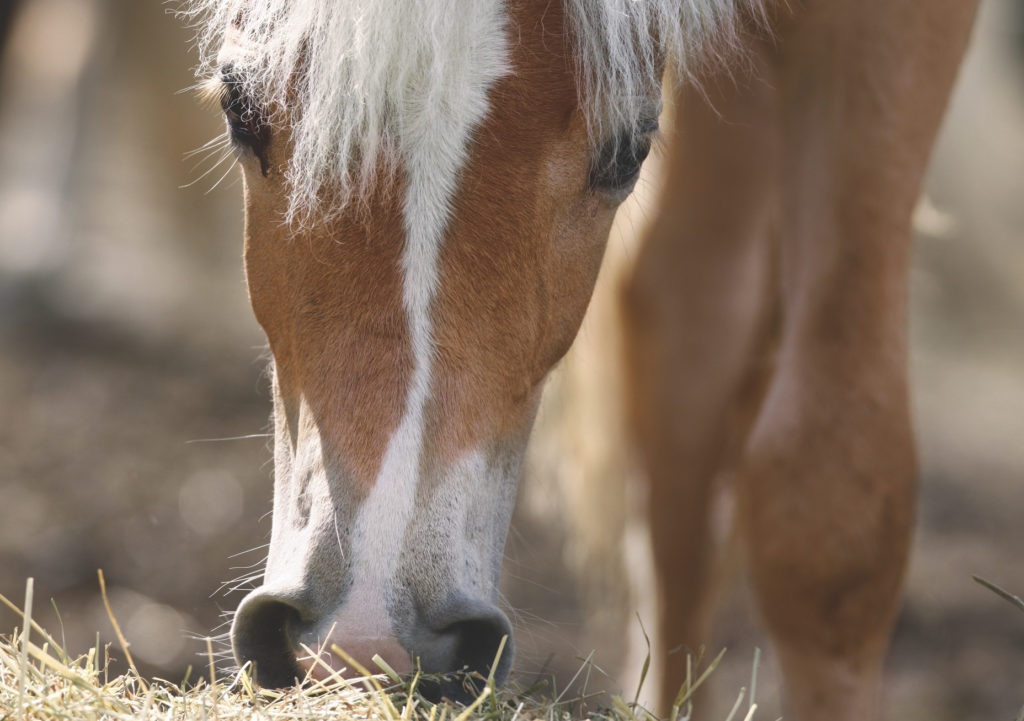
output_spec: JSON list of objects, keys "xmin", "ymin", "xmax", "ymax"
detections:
[{"xmin": 316, "ymin": 0, "xmax": 510, "ymax": 643}]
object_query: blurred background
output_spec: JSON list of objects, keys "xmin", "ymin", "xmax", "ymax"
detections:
[{"xmin": 0, "ymin": 1, "xmax": 1021, "ymax": 719}]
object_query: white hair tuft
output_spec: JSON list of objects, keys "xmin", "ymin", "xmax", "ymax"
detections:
[{"xmin": 182, "ymin": 0, "xmax": 758, "ymax": 218}]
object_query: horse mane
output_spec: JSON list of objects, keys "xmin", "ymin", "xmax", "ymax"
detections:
[{"xmin": 183, "ymin": 0, "xmax": 752, "ymax": 219}]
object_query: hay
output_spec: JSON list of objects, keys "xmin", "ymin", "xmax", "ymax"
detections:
[{"xmin": 0, "ymin": 577, "xmax": 761, "ymax": 721}]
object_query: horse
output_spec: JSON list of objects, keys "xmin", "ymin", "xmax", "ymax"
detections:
[{"xmin": 183, "ymin": 0, "xmax": 978, "ymax": 718}]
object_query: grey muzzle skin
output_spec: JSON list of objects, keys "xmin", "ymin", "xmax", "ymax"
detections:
[{"xmin": 230, "ymin": 588, "xmax": 514, "ymax": 704}]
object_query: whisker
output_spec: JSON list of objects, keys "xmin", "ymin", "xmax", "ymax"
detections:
[
  {"xmin": 228, "ymin": 543, "xmax": 270, "ymax": 559},
  {"xmin": 229, "ymin": 561, "xmax": 265, "ymax": 572},
  {"xmin": 213, "ymin": 570, "xmax": 265, "ymax": 598},
  {"xmin": 209, "ymin": 616, "xmax": 235, "ymax": 635},
  {"xmin": 184, "ymin": 133, "xmax": 231, "ymax": 159},
  {"xmin": 185, "ymin": 630, "xmax": 232, "ymax": 644},
  {"xmin": 180, "ymin": 148, "xmax": 236, "ymax": 188},
  {"xmin": 228, "ymin": 543, "xmax": 270, "ymax": 561},
  {"xmin": 207, "ymin": 156, "xmax": 241, "ymax": 193},
  {"xmin": 186, "ymin": 139, "xmax": 233, "ymax": 174},
  {"xmin": 218, "ymin": 174, "xmax": 243, "ymax": 193},
  {"xmin": 176, "ymin": 78, "xmax": 220, "ymax": 98},
  {"xmin": 185, "ymin": 433, "xmax": 273, "ymax": 444},
  {"xmin": 211, "ymin": 564, "xmax": 266, "ymax": 595}
]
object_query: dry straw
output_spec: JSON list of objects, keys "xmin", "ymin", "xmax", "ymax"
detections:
[{"xmin": 1, "ymin": 575, "xmax": 765, "ymax": 721}]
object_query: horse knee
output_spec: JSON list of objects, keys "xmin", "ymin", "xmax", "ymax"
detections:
[{"xmin": 737, "ymin": 362, "xmax": 916, "ymax": 717}]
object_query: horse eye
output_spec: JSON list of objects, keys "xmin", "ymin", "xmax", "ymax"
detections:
[
  {"xmin": 219, "ymin": 66, "xmax": 271, "ymax": 175},
  {"xmin": 590, "ymin": 119, "xmax": 658, "ymax": 198}
]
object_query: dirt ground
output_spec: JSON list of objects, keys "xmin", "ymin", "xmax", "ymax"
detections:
[{"xmin": 0, "ymin": 2, "xmax": 1021, "ymax": 719}]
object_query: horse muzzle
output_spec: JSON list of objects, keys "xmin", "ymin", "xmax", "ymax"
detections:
[{"xmin": 230, "ymin": 586, "xmax": 513, "ymax": 703}]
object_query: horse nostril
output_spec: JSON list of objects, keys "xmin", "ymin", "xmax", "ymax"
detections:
[
  {"xmin": 448, "ymin": 615, "xmax": 513, "ymax": 682},
  {"xmin": 416, "ymin": 606, "xmax": 514, "ymax": 704},
  {"xmin": 231, "ymin": 591, "xmax": 308, "ymax": 689}
]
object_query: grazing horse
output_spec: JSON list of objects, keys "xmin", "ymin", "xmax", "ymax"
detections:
[{"xmin": 186, "ymin": 0, "xmax": 977, "ymax": 717}]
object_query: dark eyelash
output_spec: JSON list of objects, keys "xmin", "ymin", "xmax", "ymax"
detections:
[{"xmin": 219, "ymin": 65, "xmax": 271, "ymax": 176}]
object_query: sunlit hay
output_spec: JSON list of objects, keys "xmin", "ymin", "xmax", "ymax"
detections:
[{"xmin": 0, "ymin": 577, "xmax": 764, "ymax": 721}]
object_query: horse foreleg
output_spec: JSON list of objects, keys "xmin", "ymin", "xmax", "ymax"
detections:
[
  {"xmin": 738, "ymin": 2, "xmax": 978, "ymax": 718},
  {"xmin": 620, "ymin": 45, "xmax": 779, "ymax": 712}
]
